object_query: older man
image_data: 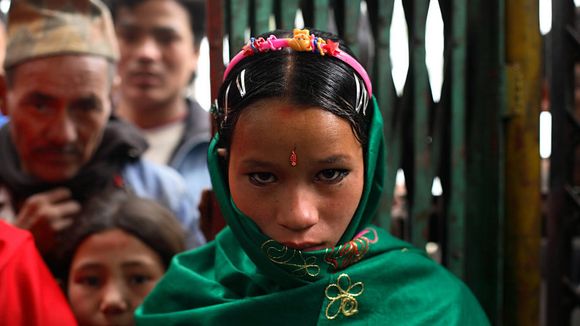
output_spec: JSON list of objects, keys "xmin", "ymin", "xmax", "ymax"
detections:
[{"xmin": 0, "ymin": 0, "xmax": 205, "ymax": 261}]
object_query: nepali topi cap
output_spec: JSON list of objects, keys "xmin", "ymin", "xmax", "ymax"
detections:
[{"xmin": 4, "ymin": 0, "xmax": 119, "ymax": 69}]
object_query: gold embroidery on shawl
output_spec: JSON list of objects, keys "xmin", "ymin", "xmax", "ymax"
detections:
[
  {"xmin": 261, "ymin": 240, "xmax": 320, "ymax": 277},
  {"xmin": 324, "ymin": 228, "xmax": 378, "ymax": 271},
  {"xmin": 325, "ymin": 273, "xmax": 364, "ymax": 320}
]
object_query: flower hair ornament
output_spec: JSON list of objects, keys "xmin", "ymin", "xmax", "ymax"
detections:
[{"xmin": 223, "ymin": 29, "xmax": 373, "ymax": 99}]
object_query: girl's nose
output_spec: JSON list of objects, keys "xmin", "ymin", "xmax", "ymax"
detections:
[
  {"xmin": 276, "ymin": 187, "xmax": 319, "ymax": 231},
  {"xmin": 99, "ymin": 282, "xmax": 130, "ymax": 316}
]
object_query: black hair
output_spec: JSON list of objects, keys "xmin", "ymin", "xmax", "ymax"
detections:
[
  {"xmin": 214, "ymin": 29, "xmax": 372, "ymax": 151},
  {"xmin": 108, "ymin": 0, "xmax": 205, "ymax": 51},
  {"xmin": 62, "ymin": 189, "xmax": 186, "ymax": 285}
]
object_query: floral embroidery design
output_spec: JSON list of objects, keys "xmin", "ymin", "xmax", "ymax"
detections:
[
  {"xmin": 261, "ymin": 240, "xmax": 320, "ymax": 277},
  {"xmin": 324, "ymin": 228, "xmax": 378, "ymax": 271},
  {"xmin": 325, "ymin": 273, "xmax": 364, "ymax": 320}
]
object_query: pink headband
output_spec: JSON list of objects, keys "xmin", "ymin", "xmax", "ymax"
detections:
[{"xmin": 223, "ymin": 29, "xmax": 372, "ymax": 98}]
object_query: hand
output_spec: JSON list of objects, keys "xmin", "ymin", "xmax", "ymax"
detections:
[{"xmin": 15, "ymin": 187, "xmax": 81, "ymax": 253}]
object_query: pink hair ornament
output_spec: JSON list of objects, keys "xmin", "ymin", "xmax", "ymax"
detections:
[{"xmin": 223, "ymin": 29, "xmax": 372, "ymax": 98}]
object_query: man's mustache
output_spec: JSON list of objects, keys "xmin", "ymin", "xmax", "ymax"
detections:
[{"xmin": 33, "ymin": 144, "xmax": 82, "ymax": 156}]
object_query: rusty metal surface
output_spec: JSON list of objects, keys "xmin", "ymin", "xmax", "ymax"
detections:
[{"xmin": 504, "ymin": 0, "xmax": 542, "ymax": 324}]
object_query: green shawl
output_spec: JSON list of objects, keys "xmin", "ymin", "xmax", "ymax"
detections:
[{"xmin": 136, "ymin": 99, "xmax": 490, "ymax": 325}]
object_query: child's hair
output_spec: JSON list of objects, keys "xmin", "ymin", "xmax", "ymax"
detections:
[
  {"xmin": 62, "ymin": 190, "xmax": 186, "ymax": 281},
  {"xmin": 213, "ymin": 29, "xmax": 372, "ymax": 150}
]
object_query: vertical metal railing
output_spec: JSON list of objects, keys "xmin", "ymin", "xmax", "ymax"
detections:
[
  {"xmin": 462, "ymin": 0, "xmax": 506, "ymax": 322},
  {"xmin": 545, "ymin": 0, "xmax": 580, "ymax": 325},
  {"xmin": 504, "ymin": 0, "xmax": 542, "ymax": 325},
  {"xmin": 368, "ymin": 0, "xmax": 398, "ymax": 236},
  {"xmin": 445, "ymin": 0, "xmax": 467, "ymax": 282},
  {"xmin": 408, "ymin": 0, "xmax": 432, "ymax": 250}
]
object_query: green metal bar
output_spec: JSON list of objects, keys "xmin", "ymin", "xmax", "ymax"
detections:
[
  {"xmin": 411, "ymin": 0, "xmax": 431, "ymax": 248},
  {"xmin": 464, "ymin": 0, "xmax": 505, "ymax": 322},
  {"xmin": 496, "ymin": 1, "xmax": 506, "ymax": 321},
  {"xmin": 229, "ymin": 0, "xmax": 249, "ymax": 58},
  {"xmin": 313, "ymin": 0, "xmax": 330, "ymax": 30},
  {"xmin": 278, "ymin": 0, "xmax": 300, "ymax": 30},
  {"xmin": 446, "ymin": 0, "xmax": 467, "ymax": 280},
  {"xmin": 254, "ymin": 0, "xmax": 274, "ymax": 35},
  {"xmin": 341, "ymin": 0, "xmax": 361, "ymax": 57},
  {"xmin": 207, "ymin": 0, "xmax": 225, "ymax": 103},
  {"xmin": 373, "ymin": 0, "xmax": 396, "ymax": 230}
]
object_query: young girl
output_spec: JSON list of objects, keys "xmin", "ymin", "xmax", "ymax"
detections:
[
  {"xmin": 64, "ymin": 191, "xmax": 185, "ymax": 326},
  {"xmin": 136, "ymin": 29, "xmax": 489, "ymax": 325}
]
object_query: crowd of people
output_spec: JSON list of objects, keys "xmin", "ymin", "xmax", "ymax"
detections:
[{"xmin": 0, "ymin": 0, "xmax": 490, "ymax": 325}]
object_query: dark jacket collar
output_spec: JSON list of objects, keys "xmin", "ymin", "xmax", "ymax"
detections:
[
  {"xmin": 0, "ymin": 117, "xmax": 147, "ymax": 209},
  {"xmin": 168, "ymin": 98, "xmax": 212, "ymax": 167}
]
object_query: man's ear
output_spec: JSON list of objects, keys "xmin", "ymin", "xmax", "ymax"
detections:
[
  {"xmin": 190, "ymin": 46, "xmax": 200, "ymax": 76},
  {"xmin": 0, "ymin": 75, "xmax": 8, "ymax": 116}
]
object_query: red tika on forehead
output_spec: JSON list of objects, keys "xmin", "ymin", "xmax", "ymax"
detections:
[{"xmin": 290, "ymin": 149, "xmax": 297, "ymax": 167}]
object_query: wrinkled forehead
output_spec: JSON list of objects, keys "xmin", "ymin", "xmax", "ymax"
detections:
[{"xmin": 8, "ymin": 54, "xmax": 112, "ymax": 92}]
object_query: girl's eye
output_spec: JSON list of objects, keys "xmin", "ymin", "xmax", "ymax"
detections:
[
  {"xmin": 77, "ymin": 276, "xmax": 101, "ymax": 288},
  {"xmin": 315, "ymin": 169, "xmax": 349, "ymax": 184},
  {"xmin": 128, "ymin": 274, "xmax": 151, "ymax": 286},
  {"xmin": 248, "ymin": 172, "xmax": 277, "ymax": 186}
]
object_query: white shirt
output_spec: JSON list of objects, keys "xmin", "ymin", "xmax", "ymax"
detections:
[{"xmin": 142, "ymin": 120, "xmax": 186, "ymax": 165}]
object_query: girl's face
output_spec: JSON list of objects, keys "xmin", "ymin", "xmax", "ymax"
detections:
[
  {"xmin": 67, "ymin": 229, "xmax": 165, "ymax": 326},
  {"xmin": 228, "ymin": 99, "xmax": 365, "ymax": 251}
]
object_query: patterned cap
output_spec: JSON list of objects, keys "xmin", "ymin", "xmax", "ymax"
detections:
[{"xmin": 4, "ymin": 0, "xmax": 119, "ymax": 69}]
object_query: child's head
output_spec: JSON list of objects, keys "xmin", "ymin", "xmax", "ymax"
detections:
[
  {"xmin": 65, "ymin": 191, "xmax": 185, "ymax": 326},
  {"xmin": 213, "ymin": 29, "xmax": 373, "ymax": 251},
  {"xmin": 214, "ymin": 29, "xmax": 372, "ymax": 151}
]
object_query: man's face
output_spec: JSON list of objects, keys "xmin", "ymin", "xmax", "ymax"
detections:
[
  {"xmin": 4, "ymin": 55, "xmax": 112, "ymax": 182},
  {"xmin": 115, "ymin": 0, "xmax": 198, "ymax": 109}
]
